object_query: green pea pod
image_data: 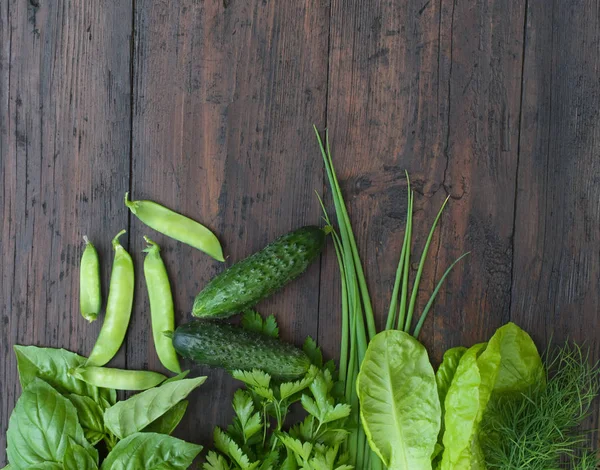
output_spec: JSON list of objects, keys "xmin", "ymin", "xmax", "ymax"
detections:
[
  {"xmin": 70, "ymin": 366, "xmax": 166, "ymax": 391},
  {"xmin": 79, "ymin": 236, "xmax": 101, "ymax": 322},
  {"xmin": 125, "ymin": 192, "xmax": 224, "ymax": 262},
  {"xmin": 87, "ymin": 230, "xmax": 134, "ymax": 367},
  {"xmin": 143, "ymin": 236, "xmax": 181, "ymax": 374}
]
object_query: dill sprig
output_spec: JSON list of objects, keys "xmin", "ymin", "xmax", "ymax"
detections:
[{"xmin": 480, "ymin": 342, "xmax": 600, "ymax": 470}]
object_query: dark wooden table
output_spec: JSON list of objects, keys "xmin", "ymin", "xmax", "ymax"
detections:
[{"xmin": 2, "ymin": 0, "xmax": 599, "ymax": 464}]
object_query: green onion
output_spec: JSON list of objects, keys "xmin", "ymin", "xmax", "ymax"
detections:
[
  {"xmin": 385, "ymin": 174, "xmax": 411, "ymax": 331},
  {"xmin": 403, "ymin": 196, "xmax": 449, "ymax": 331},
  {"xmin": 315, "ymin": 128, "xmax": 376, "ymax": 469},
  {"xmin": 397, "ymin": 191, "xmax": 413, "ymax": 332},
  {"xmin": 413, "ymin": 251, "xmax": 470, "ymax": 337},
  {"xmin": 315, "ymin": 126, "xmax": 468, "ymax": 469},
  {"xmin": 480, "ymin": 342, "xmax": 600, "ymax": 469}
]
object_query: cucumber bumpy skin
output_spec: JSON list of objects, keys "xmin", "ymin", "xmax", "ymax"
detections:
[
  {"xmin": 172, "ymin": 320, "xmax": 311, "ymax": 380},
  {"xmin": 192, "ymin": 226, "xmax": 327, "ymax": 319}
]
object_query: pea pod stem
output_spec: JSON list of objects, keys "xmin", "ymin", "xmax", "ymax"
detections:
[
  {"xmin": 79, "ymin": 235, "xmax": 101, "ymax": 322},
  {"xmin": 71, "ymin": 366, "xmax": 166, "ymax": 390},
  {"xmin": 125, "ymin": 192, "xmax": 225, "ymax": 262},
  {"xmin": 143, "ymin": 236, "xmax": 181, "ymax": 374},
  {"xmin": 112, "ymin": 229, "xmax": 126, "ymax": 248},
  {"xmin": 86, "ymin": 230, "xmax": 134, "ymax": 367}
]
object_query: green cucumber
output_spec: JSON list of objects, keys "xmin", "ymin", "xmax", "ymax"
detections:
[
  {"xmin": 171, "ymin": 320, "xmax": 310, "ymax": 380},
  {"xmin": 192, "ymin": 225, "xmax": 327, "ymax": 318}
]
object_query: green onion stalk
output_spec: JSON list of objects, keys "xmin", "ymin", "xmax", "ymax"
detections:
[{"xmin": 315, "ymin": 127, "xmax": 468, "ymax": 470}]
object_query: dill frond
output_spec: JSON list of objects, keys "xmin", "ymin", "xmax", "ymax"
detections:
[{"xmin": 480, "ymin": 342, "xmax": 600, "ymax": 470}]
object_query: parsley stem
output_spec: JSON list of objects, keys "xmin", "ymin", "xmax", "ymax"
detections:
[{"xmin": 262, "ymin": 405, "xmax": 268, "ymax": 447}]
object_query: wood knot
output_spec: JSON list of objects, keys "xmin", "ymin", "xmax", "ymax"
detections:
[{"xmin": 354, "ymin": 176, "xmax": 372, "ymax": 193}]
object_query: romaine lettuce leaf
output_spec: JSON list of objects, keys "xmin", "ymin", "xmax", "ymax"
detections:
[{"xmin": 357, "ymin": 330, "xmax": 441, "ymax": 470}]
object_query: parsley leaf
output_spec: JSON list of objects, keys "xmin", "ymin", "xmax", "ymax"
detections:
[
  {"xmin": 205, "ymin": 450, "xmax": 232, "ymax": 470},
  {"xmin": 204, "ymin": 340, "xmax": 353, "ymax": 469},
  {"xmin": 232, "ymin": 390, "xmax": 262, "ymax": 443},
  {"xmin": 241, "ymin": 310, "xmax": 279, "ymax": 339},
  {"xmin": 303, "ymin": 337, "xmax": 323, "ymax": 368}
]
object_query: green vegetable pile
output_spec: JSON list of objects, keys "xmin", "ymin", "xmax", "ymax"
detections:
[
  {"xmin": 315, "ymin": 128, "xmax": 600, "ymax": 470},
  {"xmin": 3, "ymin": 130, "xmax": 599, "ymax": 469},
  {"xmin": 5, "ymin": 195, "xmax": 226, "ymax": 469},
  {"xmin": 202, "ymin": 312, "xmax": 353, "ymax": 470},
  {"xmin": 6, "ymin": 345, "xmax": 205, "ymax": 469},
  {"xmin": 4, "ymin": 192, "xmax": 342, "ymax": 469},
  {"xmin": 316, "ymin": 128, "xmax": 467, "ymax": 470},
  {"xmin": 480, "ymin": 342, "xmax": 600, "ymax": 470}
]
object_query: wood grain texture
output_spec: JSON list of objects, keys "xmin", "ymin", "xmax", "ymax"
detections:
[
  {"xmin": 0, "ymin": 0, "xmax": 132, "ymax": 463},
  {"xmin": 127, "ymin": 0, "xmax": 329, "ymax": 445},
  {"xmin": 318, "ymin": 0, "xmax": 447, "ymax": 362},
  {"xmin": 2, "ymin": 0, "xmax": 599, "ymax": 465},
  {"xmin": 511, "ymin": 0, "xmax": 600, "ymax": 435},
  {"xmin": 427, "ymin": 0, "xmax": 527, "ymax": 360},
  {"xmin": 320, "ymin": 0, "xmax": 527, "ymax": 364}
]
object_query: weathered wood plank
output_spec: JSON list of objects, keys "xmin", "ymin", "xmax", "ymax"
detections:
[
  {"xmin": 319, "ymin": 0, "xmax": 447, "ymax": 362},
  {"xmin": 320, "ymin": 0, "xmax": 526, "ymax": 363},
  {"xmin": 128, "ymin": 0, "xmax": 329, "ymax": 446},
  {"xmin": 512, "ymin": 0, "xmax": 600, "ymax": 435},
  {"xmin": 428, "ymin": 0, "xmax": 527, "ymax": 360},
  {"xmin": 2, "ymin": 0, "xmax": 599, "ymax": 462},
  {"xmin": 0, "ymin": 0, "xmax": 132, "ymax": 464}
]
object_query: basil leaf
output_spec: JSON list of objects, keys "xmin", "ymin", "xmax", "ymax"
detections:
[
  {"xmin": 100, "ymin": 432, "xmax": 202, "ymax": 469},
  {"xmin": 6, "ymin": 379, "xmax": 95, "ymax": 468},
  {"xmin": 67, "ymin": 394, "xmax": 107, "ymax": 445},
  {"xmin": 29, "ymin": 464, "xmax": 63, "ymax": 469},
  {"xmin": 62, "ymin": 437, "xmax": 99, "ymax": 470},
  {"xmin": 14, "ymin": 345, "xmax": 115, "ymax": 404},
  {"xmin": 142, "ymin": 400, "xmax": 188, "ymax": 435},
  {"xmin": 357, "ymin": 330, "xmax": 441, "ymax": 469},
  {"xmin": 104, "ymin": 377, "xmax": 206, "ymax": 439}
]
